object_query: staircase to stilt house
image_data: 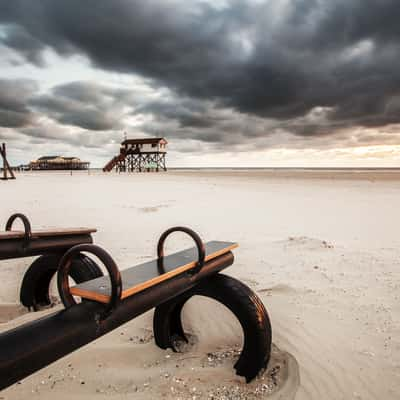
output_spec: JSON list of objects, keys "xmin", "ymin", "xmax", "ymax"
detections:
[{"xmin": 103, "ymin": 150, "xmax": 126, "ymax": 172}]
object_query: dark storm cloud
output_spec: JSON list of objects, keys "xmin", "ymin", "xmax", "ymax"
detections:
[
  {"xmin": 135, "ymin": 95, "xmax": 277, "ymax": 148},
  {"xmin": 0, "ymin": 78, "xmax": 127, "ymax": 131},
  {"xmin": 136, "ymin": 98, "xmax": 220, "ymax": 129},
  {"xmin": 0, "ymin": 79, "xmax": 37, "ymax": 127},
  {"xmin": 20, "ymin": 122, "xmax": 120, "ymax": 149},
  {"xmin": 30, "ymin": 81, "xmax": 134, "ymax": 131},
  {"xmin": 1, "ymin": 0, "xmax": 400, "ymax": 144},
  {"xmin": 1, "ymin": 25, "xmax": 46, "ymax": 66}
]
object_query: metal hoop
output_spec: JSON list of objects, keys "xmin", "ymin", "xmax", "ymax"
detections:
[
  {"xmin": 157, "ymin": 227, "xmax": 205, "ymax": 275},
  {"xmin": 57, "ymin": 244, "xmax": 122, "ymax": 320},
  {"xmin": 5, "ymin": 213, "xmax": 32, "ymax": 243}
]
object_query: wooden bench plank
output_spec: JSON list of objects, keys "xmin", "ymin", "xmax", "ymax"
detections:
[
  {"xmin": 0, "ymin": 228, "xmax": 97, "ymax": 240},
  {"xmin": 71, "ymin": 241, "xmax": 238, "ymax": 303}
]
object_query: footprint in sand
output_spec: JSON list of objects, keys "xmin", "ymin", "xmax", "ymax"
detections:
[
  {"xmin": 138, "ymin": 204, "xmax": 169, "ymax": 213},
  {"xmin": 257, "ymin": 283, "xmax": 297, "ymax": 295},
  {"xmin": 284, "ymin": 236, "xmax": 335, "ymax": 249}
]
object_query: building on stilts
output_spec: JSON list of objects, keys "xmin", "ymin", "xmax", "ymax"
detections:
[{"xmin": 103, "ymin": 138, "xmax": 167, "ymax": 172}]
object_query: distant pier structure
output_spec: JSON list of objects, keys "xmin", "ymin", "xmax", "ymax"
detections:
[
  {"xmin": 103, "ymin": 137, "xmax": 167, "ymax": 172},
  {"xmin": 29, "ymin": 156, "xmax": 90, "ymax": 170}
]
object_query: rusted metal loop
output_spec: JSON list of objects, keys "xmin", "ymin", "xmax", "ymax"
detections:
[
  {"xmin": 157, "ymin": 227, "xmax": 205, "ymax": 275},
  {"xmin": 5, "ymin": 213, "xmax": 32, "ymax": 243},
  {"xmin": 57, "ymin": 244, "xmax": 122, "ymax": 320}
]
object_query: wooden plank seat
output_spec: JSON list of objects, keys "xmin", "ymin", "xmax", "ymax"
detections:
[
  {"xmin": 0, "ymin": 213, "xmax": 96, "ymax": 261},
  {"xmin": 0, "ymin": 227, "xmax": 96, "ymax": 241},
  {"xmin": 70, "ymin": 241, "xmax": 238, "ymax": 303}
]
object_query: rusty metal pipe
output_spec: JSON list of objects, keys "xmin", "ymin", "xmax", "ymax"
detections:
[
  {"xmin": 157, "ymin": 226, "xmax": 205, "ymax": 275},
  {"xmin": 0, "ymin": 251, "xmax": 234, "ymax": 390},
  {"xmin": 58, "ymin": 244, "xmax": 122, "ymax": 320},
  {"xmin": 5, "ymin": 214, "xmax": 32, "ymax": 243}
]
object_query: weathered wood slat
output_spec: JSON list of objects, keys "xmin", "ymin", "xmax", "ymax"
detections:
[
  {"xmin": 71, "ymin": 241, "xmax": 238, "ymax": 303},
  {"xmin": 0, "ymin": 228, "xmax": 96, "ymax": 240}
]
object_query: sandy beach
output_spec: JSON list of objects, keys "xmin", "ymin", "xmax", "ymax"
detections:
[{"xmin": 0, "ymin": 169, "xmax": 399, "ymax": 399}]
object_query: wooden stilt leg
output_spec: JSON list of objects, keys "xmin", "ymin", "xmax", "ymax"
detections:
[{"xmin": 0, "ymin": 143, "xmax": 15, "ymax": 180}]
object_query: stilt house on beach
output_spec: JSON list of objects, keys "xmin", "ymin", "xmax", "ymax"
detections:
[{"xmin": 103, "ymin": 137, "xmax": 167, "ymax": 172}]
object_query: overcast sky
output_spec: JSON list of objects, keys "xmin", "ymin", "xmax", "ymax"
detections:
[{"xmin": 1, "ymin": 0, "xmax": 400, "ymax": 167}]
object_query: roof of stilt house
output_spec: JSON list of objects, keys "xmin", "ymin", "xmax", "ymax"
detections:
[{"xmin": 121, "ymin": 137, "xmax": 168, "ymax": 145}]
